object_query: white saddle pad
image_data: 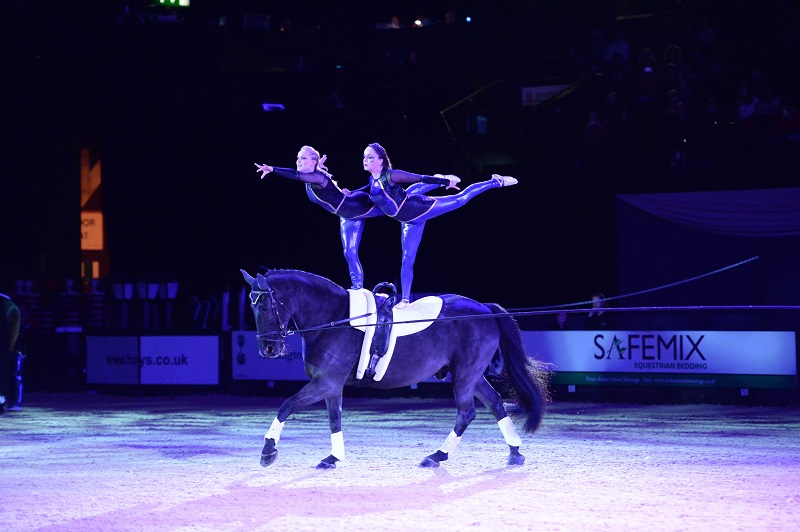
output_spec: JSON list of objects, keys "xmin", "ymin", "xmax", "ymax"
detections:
[{"xmin": 347, "ymin": 290, "xmax": 443, "ymax": 380}]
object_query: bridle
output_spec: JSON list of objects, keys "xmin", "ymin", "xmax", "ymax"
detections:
[
  {"xmin": 249, "ymin": 284, "xmax": 293, "ymax": 341},
  {"xmin": 249, "ymin": 276, "xmax": 373, "ymax": 339}
]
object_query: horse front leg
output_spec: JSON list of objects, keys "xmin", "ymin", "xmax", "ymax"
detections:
[
  {"xmin": 260, "ymin": 379, "xmax": 342, "ymax": 467},
  {"xmin": 419, "ymin": 390, "xmax": 477, "ymax": 468},
  {"xmin": 474, "ymin": 376, "xmax": 525, "ymax": 466},
  {"xmin": 316, "ymin": 393, "xmax": 344, "ymax": 470},
  {"xmin": 261, "ymin": 419, "xmax": 282, "ymax": 467}
]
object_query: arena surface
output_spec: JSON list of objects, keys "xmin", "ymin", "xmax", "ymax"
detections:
[{"xmin": 2, "ymin": 392, "xmax": 800, "ymax": 531}]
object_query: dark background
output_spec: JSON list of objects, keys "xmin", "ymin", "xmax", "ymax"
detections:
[{"xmin": 3, "ymin": 0, "xmax": 799, "ymax": 323}]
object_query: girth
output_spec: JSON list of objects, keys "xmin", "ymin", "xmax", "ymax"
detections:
[{"xmin": 366, "ymin": 283, "xmax": 397, "ymax": 377}]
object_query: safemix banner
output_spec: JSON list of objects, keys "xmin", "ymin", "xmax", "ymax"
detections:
[{"xmin": 521, "ymin": 330, "xmax": 797, "ymax": 389}]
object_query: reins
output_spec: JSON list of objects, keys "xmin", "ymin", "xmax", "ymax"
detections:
[
  {"xmin": 256, "ymin": 312, "xmax": 375, "ymax": 338},
  {"xmin": 250, "ymin": 285, "xmax": 375, "ymax": 339}
]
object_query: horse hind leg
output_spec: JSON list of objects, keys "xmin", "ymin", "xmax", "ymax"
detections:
[
  {"xmin": 475, "ymin": 377, "xmax": 525, "ymax": 466},
  {"xmin": 419, "ymin": 387, "xmax": 477, "ymax": 468}
]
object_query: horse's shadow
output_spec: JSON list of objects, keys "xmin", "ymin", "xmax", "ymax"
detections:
[{"xmin": 41, "ymin": 466, "xmax": 531, "ymax": 530}]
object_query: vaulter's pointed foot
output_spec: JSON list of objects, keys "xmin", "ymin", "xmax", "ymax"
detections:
[
  {"xmin": 492, "ymin": 174, "xmax": 518, "ymax": 187},
  {"xmin": 395, "ymin": 298, "xmax": 410, "ymax": 309}
]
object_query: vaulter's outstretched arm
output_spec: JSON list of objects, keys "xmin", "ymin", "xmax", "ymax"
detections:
[{"xmin": 254, "ymin": 163, "xmax": 328, "ymax": 185}]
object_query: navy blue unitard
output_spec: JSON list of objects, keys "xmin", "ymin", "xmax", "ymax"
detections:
[
  {"xmin": 269, "ymin": 167, "xmax": 385, "ymax": 288},
  {"xmin": 271, "ymin": 167, "xmax": 380, "ymax": 219},
  {"xmin": 368, "ymin": 169, "xmax": 503, "ymax": 301}
]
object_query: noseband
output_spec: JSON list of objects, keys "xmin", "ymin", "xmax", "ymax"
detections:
[{"xmin": 250, "ymin": 284, "xmax": 293, "ymax": 340}]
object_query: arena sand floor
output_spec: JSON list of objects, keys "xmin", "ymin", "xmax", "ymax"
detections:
[{"xmin": 1, "ymin": 392, "xmax": 799, "ymax": 531}]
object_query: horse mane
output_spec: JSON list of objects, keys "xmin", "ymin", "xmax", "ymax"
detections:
[{"xmin": 263, "ymin": 268, "xmax": 345, "ymax": 295}]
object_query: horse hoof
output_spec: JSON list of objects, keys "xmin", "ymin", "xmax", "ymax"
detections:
[
  {"xmin": 419, "ymin": 450, "xmax": 447, "ymax": 468},
  {"xmin": 507, "ymin": 446, "xmax": 525, "ymax": 466},
  {"xmin": 315, "ymin": 455, "xmax": 339, "ymax": 470},
  {"xmin": 261, "ymin": 450, "xmax": 278, "ymax": 467},
  {"xmin": 419, "ymin": 457, "xmax": 440, "ymax": 468},
  {"xmin": 261, "ymin": 438, "xmax": 278, "ymax": 467},
  {"xmin": 507, "ymin": 454, "xmax": 525, "ymax": 466}
]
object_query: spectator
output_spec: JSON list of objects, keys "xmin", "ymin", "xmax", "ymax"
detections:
[
  {"xmin": 696, "ymin": 97, "xmax": 724, "ymax": 167},
  {"xmin": 769, "ymin": 103, "xmax": 800, "ymax": 142},
  {"xmin": 736, "ymin": 81, "xmax": 760, "ymax": 124},
  {"xmin": 756, "ymin": 86, "xmax": 781, "ymax": 121},
  {"xmin": 605, "ymin": 51, "xmax": 634, "ymax": 98},
  {"xmin": 563, "ymin": 43, "xmax": 587, "ymax": 78},
  {"xmin": 636, "ymin": 47, "xmax": 658, "ymax": 74},
  {"xmin": 603, "ymin": 30, "xmax": 631, "ymax": 66},
  {"xmin": 585, "ymin": 292, "xmax": 613, "ymax": 330},
  {"xmin": 554, "ymin": 311, "xmax": 572, "ymax": 330},
  {"xmin": 586, "ymin": 28, "xmax": 606, "ymax": 73},
  {"xmin": 578, "ymin": 110, "xmax": 610, "ymax": 171}
]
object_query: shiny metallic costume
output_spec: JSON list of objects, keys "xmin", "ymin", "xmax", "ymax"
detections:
[
  {"xmin": 271, "ymin": 167, "xmax": 381, "ymax": 288},
  {"xmin": 270, "ymin": 167, "xmax": 441, "ymax": 290},
  {"xmin": 369, "ymin": 169, "xmax": 502, "ymax": 301}
]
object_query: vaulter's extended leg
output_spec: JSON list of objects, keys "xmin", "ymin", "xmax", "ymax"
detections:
[
  {"xmin": 418, "ymin": 176, "xmax": 514, "ymax": 221},
  {"xmin": 399, "ymin": 221, "xmax": 425, "ymax": 304},
  {"xmin": 340, "ymin": 218, "xmax": 365, "ymax": 289}
]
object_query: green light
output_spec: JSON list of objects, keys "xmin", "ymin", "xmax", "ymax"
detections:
[{"xmin": 159, "ymin": 0, "xmax": 190, "ymax": 7}]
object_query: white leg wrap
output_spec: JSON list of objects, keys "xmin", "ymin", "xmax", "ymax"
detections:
[
  {"xmin": 498, "ymin": 416, "xmax": 522, "ymax": 447},
  {"xmin": 330, "ymin": 431, "xmax": 345, "ymax": 461},
  {"xmin": 265, "ymin": 418, "xmax": 285, "ymax": 443},
  {"xmin": 438, "ymin": 430, "xmax": 462, "ymax": 455}
]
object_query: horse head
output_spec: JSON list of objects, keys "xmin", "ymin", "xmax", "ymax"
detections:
[{"xmin": 241, "ymin": 269, "xmax": 293, "ymax": 359}]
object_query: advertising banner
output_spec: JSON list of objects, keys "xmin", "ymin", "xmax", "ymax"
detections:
[
  {"xmin": 86, "ymin": 336, "xmax": 140, "ymax": 384},
  {"xmin": 231, "ymin": 330, "xmax": 307, "ymax": 381},
  {"xmin": 522, "ymin": 330, "xmax": 797, "ymax": 389},
  {"xmin": 139, "ymin": 336, "xmax": 219, "ymax": 385}
]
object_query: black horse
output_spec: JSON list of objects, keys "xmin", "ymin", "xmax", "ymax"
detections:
[{"xmin": 242, "ymin": 269, "xmax": 549, "ymax": 469}]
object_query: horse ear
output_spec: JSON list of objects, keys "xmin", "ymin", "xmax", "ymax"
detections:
[
  {"xmin": 255, "ymin": 273, "xmax": 268, "ymax": 290},
  {"xmin": 241, "ymin": 269, "xmax": 255, "ymax": 286}
]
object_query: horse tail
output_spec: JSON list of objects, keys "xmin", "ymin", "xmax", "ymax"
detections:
[{"xmin": 488, "ymin": 303, "xmax": 550, "ymax": 433}]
